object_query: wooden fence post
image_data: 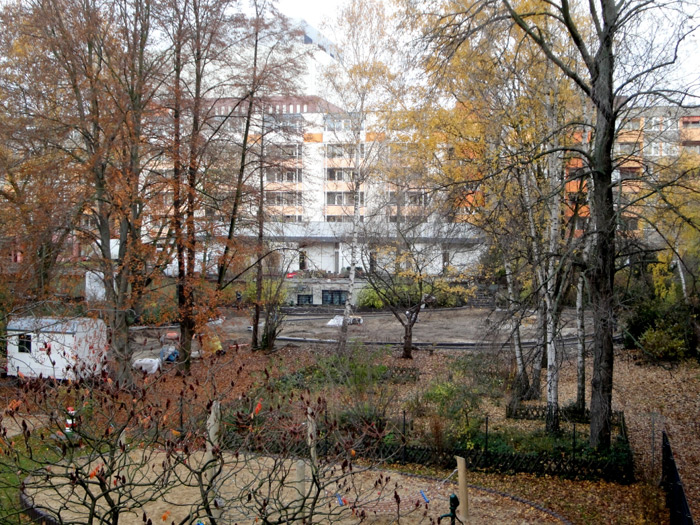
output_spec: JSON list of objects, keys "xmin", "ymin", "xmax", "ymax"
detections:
[
  {"xmin": 455, "ymin": 456, "xmax": 468, "ymax": 521},
  {"xmin": 296, "ymin": 459, "xmax": 306, "ymax": 514}
]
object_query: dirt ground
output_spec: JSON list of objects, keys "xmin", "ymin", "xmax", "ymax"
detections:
[
  {"xmin": 24, "ymin": 450, "xmax": 563, "ymax": 524},
  {"xmin": 220, "ymin": 306, "xmax": 585, "ymax": 347}
]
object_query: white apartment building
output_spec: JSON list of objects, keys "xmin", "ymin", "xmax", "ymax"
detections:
[{"xmin": 204, "ymin": 94, "xmax": 485, "ymax": 304}]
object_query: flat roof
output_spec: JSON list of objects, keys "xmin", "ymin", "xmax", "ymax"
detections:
[{"xmin": 7, "ymin": 317, "xmax": 104, "ymax": 334}]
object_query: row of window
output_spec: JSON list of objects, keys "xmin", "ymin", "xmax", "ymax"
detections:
[
  {"xmin": 326, "ymin": 168, "xmax": 357, "ymax": 181},
  {"xmin": 620, "ymin": 116, "xmax": 700, "ymax": 132},
  {"xmin": 326, "ymin": 144, "xmax": 365, "ymax": 159},
  {"xmin": 326, "ymin": 191, "xmax": 365, "ymax": 206},
  {"xmin": 260, "ymin": 143, "xmax": 367, "ymax": 159},
  {"xmin": 613, "ymin": 141, "xmax": 699, "ymax": 157},
  {"xmin": 265, "ymin": 191, "xmax": 431, "ymax": 208},
  {"xmin": 266, "ymin": 168, "xmax": 361, "ymax": 182},
  {"xmin": 268, "ymin": 144, "xmax": 303, "ymax": 159},
  {"xmin": 324, "ymin": 115, "xmax": 364, "ymax": 132},
  {"xmin": 266, "ymin": 191, "xmax": 303, "ymax": 206},
  {"xmin": 213, "ymin": 103, "xmax": 311, "ymax": 116},
  {"xmin": 296, "ymin": 291, "xmax": 348, "ymax": 305},
  {"xmin": 267, "ymin": 169, "xmax": 302, "ymax": 183},
  {"xmin": 325, "ymin": 215, "xmax": 364, "ymax": 223},
  {"xmin": 387, "ymin": 191, "xmax": 430, "ymax": 207}
]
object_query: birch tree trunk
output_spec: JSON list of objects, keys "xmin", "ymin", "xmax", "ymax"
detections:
[{"xmin": 503, "ymin": 254, "xmax": 529, "ymax": 404}]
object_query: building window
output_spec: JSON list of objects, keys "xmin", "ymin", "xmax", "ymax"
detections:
[
  {"xmin": 618, "ymin": 168, "xmax": 639, "ymax": 180},
  {"xmin": 324, "ymin": 116, "xmax": 364, "ymax": 132},
  {"xmin": 683, "ymin": 143, "xmax": 700, "ymax": 155},
  {"xmin": 442, "ymin": 248, "xmax": 450, "ymax": 270},
  {"xmin": 267, "ymin": 168, "xmax": 302, "ymax": 183},
  {"xmin": 615, "ymin": 142, "xmax": 638, "ymax": 156},
  {"xmin": 265, "ymin": 114, "xmax": 304, "ymax": 132},
  {"xmin": 407, "ymin": 191, "xmax": 430, "ymax": 206},
  {"xmin": 18, "ymin": 334, "xmax": 31, "ymax": 353},
  {"xmin": 326, "ymin": 143, "xmax": 365, "ymax": 159},
  {"xmin": 326, "ymin": 215, "xmax": 360, "ymax": 223},
  {"xmin": 271, "ymin": 214, "xmax": 303, "ymax": 222},
  {"xmin": 297, "ymin": 294, "xmax": 313, "ymax": 305},
  {"xmin": 663, "ymin": 142, "xmax": 679, "ymax": 156},
  {"xmin": 269, "ymin": 143, "xmax": 302, "ymax": 158},
  {"xmin": 326, "ymin": 192, "xmax": 364, "ymax": 206},
  {"xmin": 266, "ymin": 191, "xmax": 303, "ymax": 206},
  {"xmin": 299, "ymin": 250, "xmax": 307, "ymax": 270},
  {"xmin": 327, "ymin": 192, "xmax": 343, "ymax": 205},
  {"xmin": 326, "ymin": 168, "xmax": 357, "ymax": 181},
  {"xmin": 322, "ymin": 290, "xmax": 347, "ymax": 305},
  {"xmin": 619, "ymin": 216, "xmax": 639, "ymax": 231},
  {"xmin": 646, "ymin": 117, "xmax": 662, "ymax": 131}
]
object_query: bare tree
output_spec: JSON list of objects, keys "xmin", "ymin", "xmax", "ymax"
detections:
[{"xmin": 215, "ymin": 0, "xmax": 307, "ymax": 292}]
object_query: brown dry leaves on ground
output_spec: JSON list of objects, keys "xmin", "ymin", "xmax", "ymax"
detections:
[{"xmin": 611, "ymin": 351, "xmax": 700, "ymax": 518}]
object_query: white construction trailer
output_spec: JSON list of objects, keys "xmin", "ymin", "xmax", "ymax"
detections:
[{"xmin": 6, "ymin": 317, "xmax": 108, "ymax": 380}]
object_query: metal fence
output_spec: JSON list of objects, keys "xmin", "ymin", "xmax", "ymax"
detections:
[
  {"xmin": 221, "ymin": 405, "xmax": 635, "ymax": 483},
  {"xmin": 662, "ymin": 431, "xmax": 694, "ymax": 524}
]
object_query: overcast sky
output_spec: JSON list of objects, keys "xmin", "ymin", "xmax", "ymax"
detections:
[
  {"xmin": 277, "ymin": 0, "xmax": 343, "ymax": 32},
  {"xmin": 275, "ymin": 0, "xmax": 700, "ymax": 98}
]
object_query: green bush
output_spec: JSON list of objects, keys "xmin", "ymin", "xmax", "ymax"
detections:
[
  {"xmin": 621, "ymin": 296, "xmax": 696, "ymax": 360},
  {"xmin": 640, "ymin": 326, "xmax": 688, "ymax": 361},
  {"xmin": 622, "ymin": 298, "xmax": 662, "ymax": 349},
  {"xmin": 140, "ymin": 296, "xmax": 178, "ymax": 325},
  {"xmin": 357, "ymin": 287, "xmax": 384, "ymax": 309},
  {"xmin": 357, "ymin": 283, "xmax": 470, "ymax": 309}
]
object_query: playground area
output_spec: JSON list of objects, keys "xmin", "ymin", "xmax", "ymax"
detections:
[{"xmin": 21, "ymin": 450, "xmax": 565, "ymax": 524}]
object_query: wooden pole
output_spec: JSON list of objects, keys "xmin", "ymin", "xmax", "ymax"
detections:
[
  {"xmin": 205, "ymin": 400, "xmax": 223, "ymax": 519},
  {"xmin": 296, "ymin": 459, "xmax": 306, "ymax": 514},
  {"xmin": 455, "ymin": 456, "xmax": 468, "ymax": 521}
]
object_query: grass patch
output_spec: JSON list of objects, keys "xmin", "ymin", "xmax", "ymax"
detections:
[{"xmin": 0, "ymin": 431, "xmax": 63, "ymax": 523}]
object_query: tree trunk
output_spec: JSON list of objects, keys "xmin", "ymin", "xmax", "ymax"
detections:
[
  {"xmin": 543, "ymin": 81, "xmax": 564, "ymax": 434},
  {"xmin": 503, "ymin": 255, "xmax": 529, "ymax": 402},
  {"xmin": 575, "ymin": 270, "xmax": 586, "ymax": 413},
  {"xmin": 588, "ymin": 5, "xmax": 617, "ymax": 448},
  {"xmin": 252, "ymin": 134, "xmax": 265, "ymax": 350},
  {"xmin": 216, "ymin": 22, "xmax": 260, "ymax": 290},
  {"xmin": 545, "ymin": 303, "xmax": 559, "ymax": 433},
  {"xmin": 112, "ymin": 310, "xmax": 132, "ymax": 386},
  {"xmin": 527, "ymin": 302, "xmax": 546, "ymax": 400},
  {"xmin": 339, "ymin": 177, "xmax": 361, "ymax": 354},
  {"xmin": 402, "ymin": 322, "xmax": 413, "ymax": 359}
]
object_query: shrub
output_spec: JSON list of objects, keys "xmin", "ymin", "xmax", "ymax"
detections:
[
  {"xmin": 640, "ymin": 326, "xmax": 688, "ymax": 361},
  {"xmin": 336, "ymin": 402, "xmax": 387, "ymax": 435},
  {"xmin": 357, "ymin": 287, "xmax": 384, "ymax": 309},
  {"xmin": 621, "ymin": 296, "xmax": 696, "ymax": 360}
]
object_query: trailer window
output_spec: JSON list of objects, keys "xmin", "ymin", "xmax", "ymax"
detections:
[{"xmin": 18, "ymin": 334, "xmax": 31, "ymax": 353}]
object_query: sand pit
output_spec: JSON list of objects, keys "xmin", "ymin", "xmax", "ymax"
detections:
[{"xmin": 22, "ymin": 449, "xmax": 565, "ymax": 524}]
